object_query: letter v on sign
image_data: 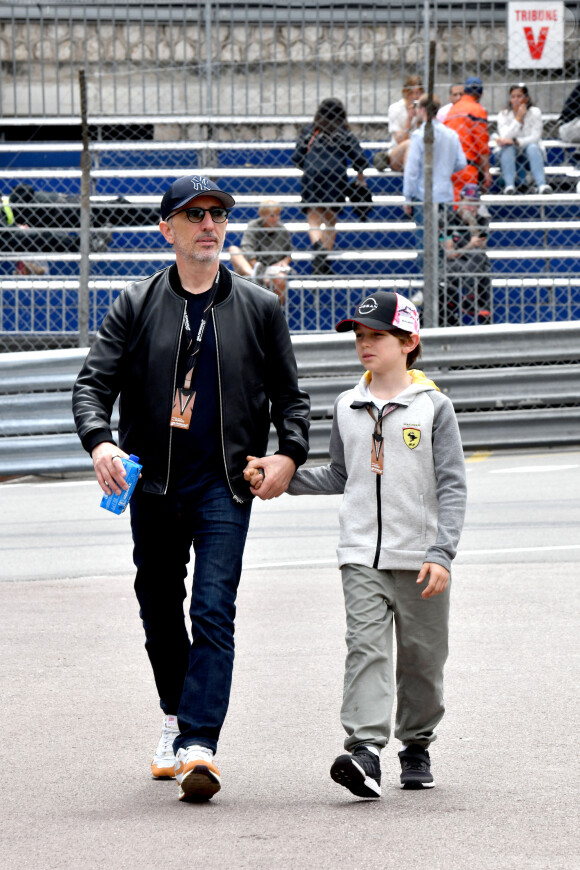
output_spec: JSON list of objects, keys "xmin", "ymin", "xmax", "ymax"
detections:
[{"xmin": 523, "ymin": 26, "xmax": 549, "ymax": 59}]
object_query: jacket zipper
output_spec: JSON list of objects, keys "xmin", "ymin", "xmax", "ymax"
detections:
[
  {"xmin": 162, "ymin": 301, "xmax": 186, "ymax": 495},
  {"xmin": 213, "ymin": 308, "xmax": 244, "ymax": 503},
  {"xmin": 373, "ymin": 474, "xmax": 382, "ymax": 569}
]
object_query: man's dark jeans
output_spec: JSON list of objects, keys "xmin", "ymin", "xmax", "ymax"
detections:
[{"xmin": 130, "ymin": 479, "xmax": 252, "ymax": 754}]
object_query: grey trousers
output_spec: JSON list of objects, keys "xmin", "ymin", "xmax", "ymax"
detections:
[{"xmin": 340, "ymin": 563, "xmax": 450, "ymax": 751}]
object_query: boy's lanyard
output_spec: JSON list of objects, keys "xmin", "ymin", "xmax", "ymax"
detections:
[
  {"xmin": 169, "ymin": 273, "xmax": 219, "ymax": 430},
  {"xmin": 365, "ymin": 402, "xmax": 399, "ymax": 474}
]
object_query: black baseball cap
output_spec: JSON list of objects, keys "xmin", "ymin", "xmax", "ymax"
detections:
[
  {"xmin": 335, "ymin": 291, "xmax": 420, "ymax": 335},
  {"xmin": 160, "ymin": 175, "xmax": 235, "ymax": 220}
]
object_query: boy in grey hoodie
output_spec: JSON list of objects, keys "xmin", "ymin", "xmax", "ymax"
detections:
[{"xmin": 246, "ymin": 290, "xmax": 466, "ymax": 799}]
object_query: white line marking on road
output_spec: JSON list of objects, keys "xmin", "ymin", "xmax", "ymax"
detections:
[
  {"xmin": 245, "ymin": 558, "xmax": 337, "ymax": 570},
  {"xmin": 1, "ymin": 479, "xmax": 95, "ymax": 489},
  {"xmin": 489, "ymin": 465, "xmax": 580, "ymax": 474},
  {"xmin": 459, "ymin": 544, "xmax": 580, "ymax": 555},
  {"xmin": 245, "ymin": 544, "xmax": 580, "ymax": 570}
]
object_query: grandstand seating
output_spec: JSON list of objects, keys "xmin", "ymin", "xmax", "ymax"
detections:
[{"xmin": 1, "ymin": 131, "xmax": 579, "ymax": 336}]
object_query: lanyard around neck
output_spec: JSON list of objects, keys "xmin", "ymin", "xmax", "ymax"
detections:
[
  {"xmin": 366, "ymin": 403, "xmax": 399, "ymax": 473},
  {"xmin": 181, "ymin": 272, "xmax": 219, "ymax": 391}
]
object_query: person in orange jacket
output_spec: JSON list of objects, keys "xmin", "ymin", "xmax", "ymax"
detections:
[{"xmin": 445, "ymin": 77, "xmax": 492, "ymax": 201}]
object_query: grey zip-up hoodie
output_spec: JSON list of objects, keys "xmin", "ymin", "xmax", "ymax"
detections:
[{"xmin": 288, "ymin": 370, "xmax": 467, "ymax": 572}]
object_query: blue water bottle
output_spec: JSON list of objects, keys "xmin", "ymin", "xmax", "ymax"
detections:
[{"xmin": 100, "ymin": 454, "xmax": 142, "ymax": 515}]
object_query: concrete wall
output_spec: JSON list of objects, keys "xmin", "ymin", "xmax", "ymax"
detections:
[{"xmin": 0, "ymin": 17, "xmax": 575, "ymax": 126}]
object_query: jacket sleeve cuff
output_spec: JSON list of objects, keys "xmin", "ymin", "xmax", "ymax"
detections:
[
  {"xmin": 82, "ymin": 428, "xmax": 116, "ymax": 455},
  {"xmin": 275, "ymin": 442, "xmax": 308, "ymax": 469},
  {"xmin": 424, "ymin": 547, "xmax": 453, "ymax": 572}
]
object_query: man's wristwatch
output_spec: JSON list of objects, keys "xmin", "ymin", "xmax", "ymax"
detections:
[{"xmin": 513, "ymin": 138, "xmax": 519, "ymax": 146}]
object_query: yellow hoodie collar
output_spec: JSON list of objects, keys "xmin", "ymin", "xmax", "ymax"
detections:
[{"xmin": 363, "ymin": 369, "xmax": 440, "ymax": 391}]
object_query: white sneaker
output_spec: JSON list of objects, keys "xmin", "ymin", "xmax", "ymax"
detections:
[
  {"xmin": 538, "ymin": 184, "xmax": 553, "ymax": 194},
  {"xmin": 174, "ymin": 744, "xmax": 221, "ymax": 802},
  {"xmin": 151, "ymin": 714, "xmax": 180, "ymax": 779},
  {"xmin": 504, "ymin": 185, "xmax": 516, "ymax": 195}
]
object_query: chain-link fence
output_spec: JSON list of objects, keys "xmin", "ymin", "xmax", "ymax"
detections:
[
  {"xmin": 2, "ymin": 133, "xmax": 579, "ymax": 347},
  {"xmin": 2, "ymin": 0, "xmax": 579, "ymax": 118},
  {"xmin": 1, "ymin": 1, "xmax": 579, "ymax": 349}
]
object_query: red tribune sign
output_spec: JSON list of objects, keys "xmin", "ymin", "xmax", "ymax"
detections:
[{"xmin": 508, "ymin": 1, "xmax": 564, "ymax": 69}]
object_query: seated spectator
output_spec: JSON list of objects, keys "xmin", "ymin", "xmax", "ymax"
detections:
[
  {"xmin": 15, "ymin": 257, "xmax": 50, "ymax": 276},
  {"xmin": 442, "ymin": 183, "xmax": 492, "ymax": 326},
  {"xmin": 7, "ymin": 182, "xmax": 158, "ymax": 231},
  {"xmin": 436, "ymin": 83, "xmax": 464, "ymax": 123},
  {"xmin": 228, "ymin": 200, "xmax": 292, "ymax": 305},
  {"xmin": 292, "ymin": 98, "xmax": 369, "ymax": 276},
  {"xmin": 8, "ymin": 183, "xmax": 82, "ymax": 229},
  {"xmin": 445, "ymin": 76, "xmax": 492, "ymax": 200},
  {"xmin": 0, "ymin": 196, "xmax": 111, "ymax": 258},
  {"xmin": 495, "ymin": 84, "xmax": 551, "ymax": 194},
  {"xmin": 373, "ymin": 75, "xmax": 424, "ymax": 173},
  {"xmin": 1, "ymin": 191, "xmax": 110, "ymax": 255},
  {"xmin": 558, "ymin": 82, "xmax": 580, "ymax": 144}
]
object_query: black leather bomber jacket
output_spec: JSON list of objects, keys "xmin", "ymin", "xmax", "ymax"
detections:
[{"xmin": 72, "ymin": 264, "xmax": 310, "ymax": 502}]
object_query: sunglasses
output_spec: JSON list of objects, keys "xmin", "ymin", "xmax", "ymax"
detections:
[{"xmin": 174, "ymin": 206, "xmax": 230, "ymax": 224}]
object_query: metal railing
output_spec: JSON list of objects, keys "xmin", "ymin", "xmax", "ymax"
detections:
[
  {"xmin": 1, "ymin": 321, "xmax": 579, "ymax": 477},
  {"xmin": 1, "ymin": 1, "xmax": 579, "ymax": 119},
  {"xmin": 2, "ymin": 1, "xmax": 580, "ymax": 348},
  {"xmin": 1, "ymin": 128, "xmax": 580, "ymax": 346}
]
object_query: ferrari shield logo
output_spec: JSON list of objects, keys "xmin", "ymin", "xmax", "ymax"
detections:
[{"xmin": 403, "ymin": 427, "xmax": 421, "ymax": 449}]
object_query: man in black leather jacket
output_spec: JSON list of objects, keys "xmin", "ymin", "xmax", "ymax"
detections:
[{"xmin": 73, "ymin": 175, "xmax": 310, "ymax": 803}]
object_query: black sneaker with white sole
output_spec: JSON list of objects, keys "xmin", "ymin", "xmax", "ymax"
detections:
[
  {"xmin": 398, "ymin": 744, "xmax": 434, "ymax": 789},
  {"xmin": 330, "ymin": 746, "xmax": 381, "ymax": 798}
]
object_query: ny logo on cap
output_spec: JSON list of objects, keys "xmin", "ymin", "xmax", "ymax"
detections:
[{"xmin": 189, "ymin": 176, "xmax": 212, "ymax": 191}]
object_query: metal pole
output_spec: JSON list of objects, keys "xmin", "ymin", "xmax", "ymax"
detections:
[
  {"xmin": 422, "ymin": 39, "xmax": 438, "ymax": 329},
  {"xmin": 78, "ymin": 69, "xmax": 91, "ymax": 348},
  {"xmin": 205, "ymin": 0, "xmax": 213, "ymax": 115},
  {"xmin": 423, "ymin": 0, "xmax": 430, "ymax": 93}
]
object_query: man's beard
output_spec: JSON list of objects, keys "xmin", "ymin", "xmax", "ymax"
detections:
[
  {"xmin": 192, "ymin": 248, "xmax": 221, "ymax": 263},
  {"xmin": 174, "ymin": 234, "xmax": 223, "ymax": 263}
]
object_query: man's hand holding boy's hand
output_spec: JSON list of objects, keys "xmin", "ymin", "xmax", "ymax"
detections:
[
  {"xmin": 244, "ymin": 454, "xmax": 296, "ymax": 500},
  {"xmin": 243, "ymin": 458, "xmax": 265, "ymax": 490},
  {"xmin": 416, "ymin": 562, "xmax": 450, "ymax": 599}
]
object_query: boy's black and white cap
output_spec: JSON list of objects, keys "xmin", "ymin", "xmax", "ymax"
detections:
[
  {"xmin": 161, "ymin": 175, "xmax": 235, "ymax": 220},
  {"xmin": 335, "ymin": 291, "xmax": 420, "ymax": 336}
]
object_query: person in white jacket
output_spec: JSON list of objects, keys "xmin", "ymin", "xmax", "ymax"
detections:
[
  {"xmin": 436, "ymin": 82, "xmax": 464, "ymax": 122},
  {"xmin": 495, "ymin": 84, "xmax": 552, "ymax": 194},
  {"xmin": 245, "ymin": 291, "xmax": 467, "ymax": 800}
]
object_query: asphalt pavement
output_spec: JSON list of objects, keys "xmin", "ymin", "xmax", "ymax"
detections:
[{"xmin": 1, "ymin": 448, "xmax": 579, "ymax": 870}]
